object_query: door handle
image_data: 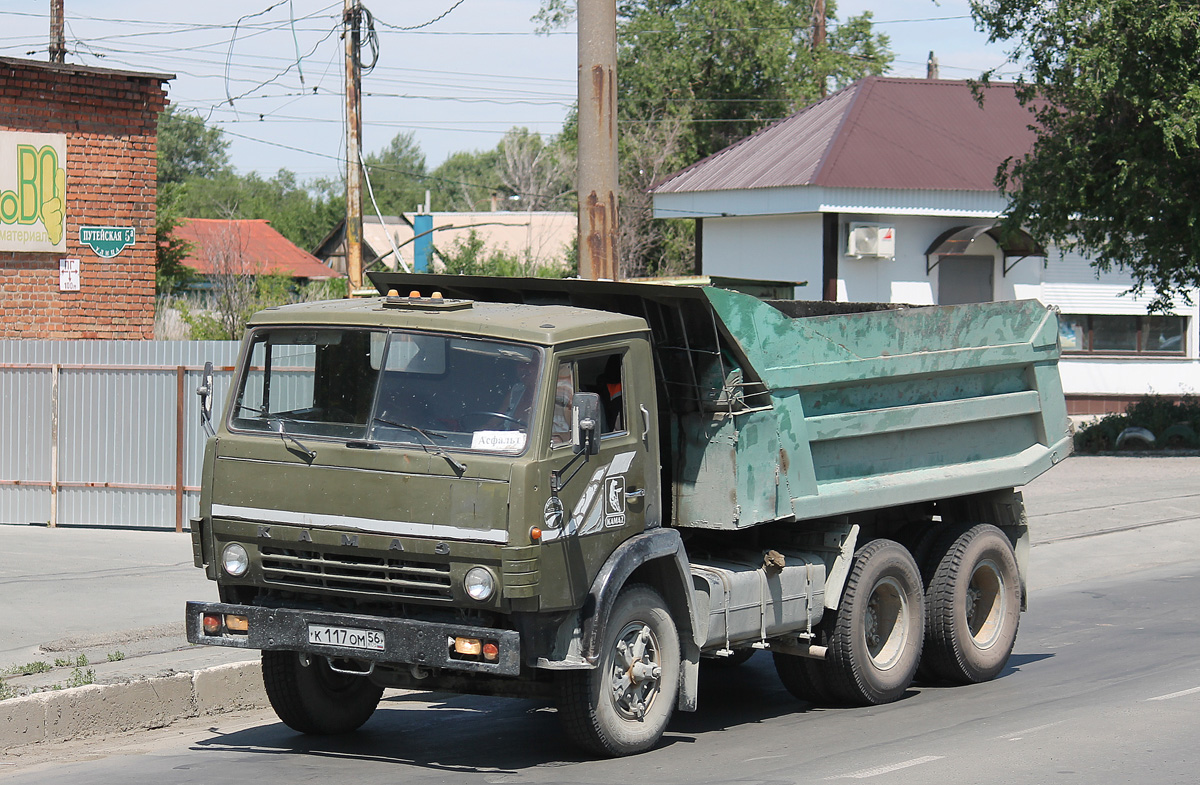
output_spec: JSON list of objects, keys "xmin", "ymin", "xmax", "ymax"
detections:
[
  {"xmin": 625, "ymin": 487, "xmax": 646, "ymax": 500},
  {"xmin": 639, "ymin": 404, "xmax": 650, "ymax": 445}
]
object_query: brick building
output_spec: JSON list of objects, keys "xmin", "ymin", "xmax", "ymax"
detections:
[{"xmin": 0, "ymin": 57, "xmax": 171, "ymax": 338}]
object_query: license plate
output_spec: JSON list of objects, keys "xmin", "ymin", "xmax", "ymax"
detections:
[{"xmin": 307, "ymin": 624, "xmax": 385, "ymax": 651}]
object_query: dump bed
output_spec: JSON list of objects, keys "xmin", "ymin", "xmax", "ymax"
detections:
[
  {"xmin": 369, "ymin": 273, "xmax": 1071, "ymax": 530},
  {"xmin": 685, "ymin": 287, "xmax": 1070, "ymax": 528}
]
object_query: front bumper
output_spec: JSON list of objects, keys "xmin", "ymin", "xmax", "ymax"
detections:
[{"xmin": 185, "ymin": 601, "xmax": 521, "ymax": 676}]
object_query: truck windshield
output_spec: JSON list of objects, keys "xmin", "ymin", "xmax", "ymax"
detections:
[{"xmin": 230, "ymin": 327, "xmax": 542, "ymax": 454}]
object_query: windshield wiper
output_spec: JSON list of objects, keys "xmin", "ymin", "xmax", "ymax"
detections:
[
  {"xmin": 371, "ymin": 415, "xmax": 466, "ymax": 477},
  {"xmin": 271, "ymin": 418, "xmax": 316, "ymax": 464}
]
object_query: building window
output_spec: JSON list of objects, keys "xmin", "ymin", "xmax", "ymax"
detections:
[{"xmin": 1060, "ymin": 314, "xmax": 1187, "ymax": 355}]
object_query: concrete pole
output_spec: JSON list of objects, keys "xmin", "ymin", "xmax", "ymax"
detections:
[
  {"xmin": 577, "ymin": 0, "xmax": 619, "ymax": 280},
  {"xmin": 49, "ymin": 0, "xmax": 66, "ymax": 64},
  {"xmin": 344, "ymin": 0, "xmax": 364, "ymax": 291}
]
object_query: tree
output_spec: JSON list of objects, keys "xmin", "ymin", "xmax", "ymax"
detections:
[
  {"xmin": 157, "ymin": 105, "xmax": 231, "ymax": 186},
  {"xmin": 432, "ymin": 148, "xmax": 503, "ymax": 211},
  {"xmin": 171, "ymin": 169, "xmax": 343, "ymax": 252},
  {"xmin": 362, "ymin": 131, "xmax": 430, "ymax": 215},
  {"xmin": 537, "ymin": 0, "xmax": 892, "ymax": 276},
  {"xmin": 155, "ymin": 211, "xmax": 198, "ymax": 294},
  {"xmin": 972, "ymin": 0, "xmax": 1200, "ymax": 310},
  {"xmin": 497, "ymin": 128, "xmax": 574, "ymax": 211}
]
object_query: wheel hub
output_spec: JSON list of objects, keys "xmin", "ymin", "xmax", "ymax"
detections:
[
  {"xmin": 610, "ymin": 623, "xmax": 662, "ymax": 720},
  {"xmin": 966, "ymin": 559, "xmax": 1006, "ymax": 649},
  {"xmin": 863, "ymin": 576, "xmax": 909, "ymax": 671}
]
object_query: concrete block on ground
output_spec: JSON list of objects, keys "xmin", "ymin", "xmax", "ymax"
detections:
[
  {"xmin": 194, "ymin": 661, "xmax": 267, "ymax": 715},
  {"xmin": 44, "ymin": 674, "xmax": 196, "ymax": 741},
  {"xmin": 0, "ymin": 692, "xmax": 49, "ymax": 750}
]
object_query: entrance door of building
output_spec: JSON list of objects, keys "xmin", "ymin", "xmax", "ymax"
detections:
[{"xmin": 938, "ymin": 255, "xmax": 994, "ymax": 304}]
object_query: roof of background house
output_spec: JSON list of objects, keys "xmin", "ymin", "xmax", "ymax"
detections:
[
  {"xmin": 174, "ymin": 218, "xmax": 336, "ymax": 279},
  {"xmin": 651, "ymin": 77, "xmax": 1038, "ymax": 195}
]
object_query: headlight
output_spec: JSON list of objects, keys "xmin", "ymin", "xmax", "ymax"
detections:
[
  {"xmin": 221, "ymin": 543, "xmax": 249, "ymax": 577},
  {"xmin": 464, "ymin": 567, "xmax": 495, "ymax": 601}
]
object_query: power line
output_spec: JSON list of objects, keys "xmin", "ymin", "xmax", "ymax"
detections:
[{"xmin": 374, "ymin": 0, "xmax": 467, "ymax": 32}]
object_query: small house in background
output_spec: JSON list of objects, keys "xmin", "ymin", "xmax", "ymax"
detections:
[
  {"xmin": 314, "ymin": 212, "xmax": 576, "ymax": 276},
  {"xmin": 174, "ymin": 218, "xmax": 337, "ymax": 283},
  {"xmin": 650, "ymin": 76, "xmax": 1200, "ymax": 417}
]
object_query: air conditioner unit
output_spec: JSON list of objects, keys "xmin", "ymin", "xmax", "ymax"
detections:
[{"xmin": 846, "ymin": 223, "xmax": 896, "ymax": 259}]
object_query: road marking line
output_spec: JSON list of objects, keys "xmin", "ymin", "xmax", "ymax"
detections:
[
  {"xmin": 827, "ymin": 756, "xmax": 944, "ymax": 779},
  {"xmin": 999, "ymin": 721, "xmax": 1063, "ymax": 740},
  {"xmin": 1147, "ymin": 686, "xmax": 1200, "ymax": 702},
  {"xmin": 744, "ymin": 755, "xmax": 787, "ymax": 762}
]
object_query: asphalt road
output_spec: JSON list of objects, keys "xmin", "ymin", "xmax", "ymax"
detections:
[{"xmin": 4, "ymin": 455, "xmax": 1199, "ymax": 782}]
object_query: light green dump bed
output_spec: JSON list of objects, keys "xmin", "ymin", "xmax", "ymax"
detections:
[{"xmin": 673, "ymin": 288, "xmax": 1071, "ymax": 529}]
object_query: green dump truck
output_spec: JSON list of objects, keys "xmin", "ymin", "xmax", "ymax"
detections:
[{"xmin": 186, "ymin": 274, "xmax": 1070, "ymax": 756}]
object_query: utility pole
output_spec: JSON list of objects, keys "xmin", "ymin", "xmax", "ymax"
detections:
[
  {"xmin": 577, "ymin": 0, "xmax": 619, "ymax": 280},
  {"xmin": 813, "ymin": 0, "xmax": 826, "ymax": 98},
  {"xmin": 344, "ymin": 0, "xmax": 364, "ymax": 291},
  {"xmin": 49, "ymin": 0, "xmax": 66, "ymax": 64}
]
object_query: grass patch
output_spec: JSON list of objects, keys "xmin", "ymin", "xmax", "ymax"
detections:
[
  {"xmin": 65, "ymin": 668, "xmax": 95, "ymax": 688},
  {"xmin": 2, "ymin": 661, "xmax": 51, "ymax": 676},
  {"xmin": 107, "ymin": 651, "xmax": 125, "ymax": 662},
  {"xmin": 0, "ymin": 678, "xmax": 15, "ymax": 701}
]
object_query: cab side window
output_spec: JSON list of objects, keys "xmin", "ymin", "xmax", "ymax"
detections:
[
  {"xmin": 550, "ymin": 353, "xmax": 625, "ymax": 447},
  {"xmin": 550, "ymin": 361, "xmax": 575, "ymax": 446}
]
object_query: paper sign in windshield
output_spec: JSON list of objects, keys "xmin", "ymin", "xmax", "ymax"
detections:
[{"xmin": 471, "ymin": 430, "xmax": 527, "ymax": 453}]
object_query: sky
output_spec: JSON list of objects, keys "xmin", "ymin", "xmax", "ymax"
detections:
[{"xmin": 3, "ymin": 1, "xmax": 1021, "ymax": 195}]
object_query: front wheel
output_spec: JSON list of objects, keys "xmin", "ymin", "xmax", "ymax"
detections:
[
  {"xmin": 262, "ymin": 651, "xmax": 383, "ymax": 735},
  {"xmin": 557, "ymin": 585, "xmax": 681, "ymax": 757},
  {"xmin": 823, "ymin": 539, "xmax": 925, "ymax": 705}
]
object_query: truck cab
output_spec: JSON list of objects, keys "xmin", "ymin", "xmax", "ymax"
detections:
[{"xmin": 189, "ymin": 290, "xmax": 678, "ymax": 744}]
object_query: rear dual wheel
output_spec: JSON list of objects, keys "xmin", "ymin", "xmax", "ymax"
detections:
[
  {"xmin": 776, "ymin": 539, "xmax": 924, "ymax": 706},
  {"xmin": 922, "ymin": 524, "xmax": 1021, "ymax": 684}
]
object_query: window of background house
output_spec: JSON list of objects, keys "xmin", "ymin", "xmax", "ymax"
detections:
[{"xmin": 1060, "ymin": 314, "xmax": 1187, "ymax": 355}]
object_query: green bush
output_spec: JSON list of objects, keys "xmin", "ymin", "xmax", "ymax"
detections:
[
  {"xmin": 1074, "ymin": 394, "xmax": 1200, "ymax": 452},
  {"xmin": 439, "ymin": 229, "xmax": 573, "ymax": 278}
]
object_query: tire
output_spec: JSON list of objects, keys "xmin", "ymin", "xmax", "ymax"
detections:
[
  {"xmin": 773, "ymin": 651, "xmax": 838, "ymax": 704},
  {"xmin": 922, "ymin": 524, "xmax": 1021, "ymax": 684},
  {"xmin": 262, "ymin": 651, "xmax": 383, "ymax": 735},
  {"xmin": 558, "ymin": 585, "xmax": 681, "ymax": 757},
  {"xmin": 823, "ymin": 539, "xmax": 925, "ymax": 705}
]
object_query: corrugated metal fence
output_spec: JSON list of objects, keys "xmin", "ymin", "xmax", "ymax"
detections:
[{"xmin": 0, "ymin": 341, "xmax": 241, "ymax": 530}]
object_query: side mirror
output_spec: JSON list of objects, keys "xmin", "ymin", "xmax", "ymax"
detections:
[
  {"xmin": 572, "ymin": 392, "xmax": 601, "ymax": 456},
  {"xmin": 197, "ymin": 361, "xmax": 215, "ymax": 437}
]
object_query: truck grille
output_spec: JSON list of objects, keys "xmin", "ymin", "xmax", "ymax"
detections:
[{"xmin": 260, "ymin": 546, "xmax": 453, "ymax": 601}]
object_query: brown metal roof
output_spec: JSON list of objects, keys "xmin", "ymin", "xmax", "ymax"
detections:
[
  {"xmin": 175, "ymin": 219, "xmax": 338, "ymax": 280},
  {"xmin": 651, "ymin": 77, "xmax": 1038, "ymax": 195}
]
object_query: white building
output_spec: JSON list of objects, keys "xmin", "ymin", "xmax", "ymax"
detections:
[{"xmin": 651, "ymin": 77, "xmax": 1199, "ymax": 417}]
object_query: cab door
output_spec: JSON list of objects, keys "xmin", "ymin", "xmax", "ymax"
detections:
[{"xmin": 535, "ymin": 341, "xmax": 659, "ymax": 611}]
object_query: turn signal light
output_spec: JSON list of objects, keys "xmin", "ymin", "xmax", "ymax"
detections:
[
  {"xmin": 202, "ymin": 613, "xmax": 223, "ymax": 635},
  {"xmin": 529, "ymin": 526, "xmax": 542, "ymax": 542},
  {"xmin": 482, "ymin": 642, "xmax": 499, "ymax": 661},
  {"xmin": 454, "ymin": 637, "xmax": 482, "ymax": 655},
  {"xmin": 224, "ymin": 614, "xmax": 249, "ymax": 632}
]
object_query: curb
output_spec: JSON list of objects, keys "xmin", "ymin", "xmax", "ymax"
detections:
[{"xmin": 0, "ymin": 660, "xmax": 266, "ymax": 751}]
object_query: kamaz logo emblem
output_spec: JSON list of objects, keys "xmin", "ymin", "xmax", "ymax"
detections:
[{"xmin": 605, "ymin": 476, "xmax": 626, "ymax": 528}]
